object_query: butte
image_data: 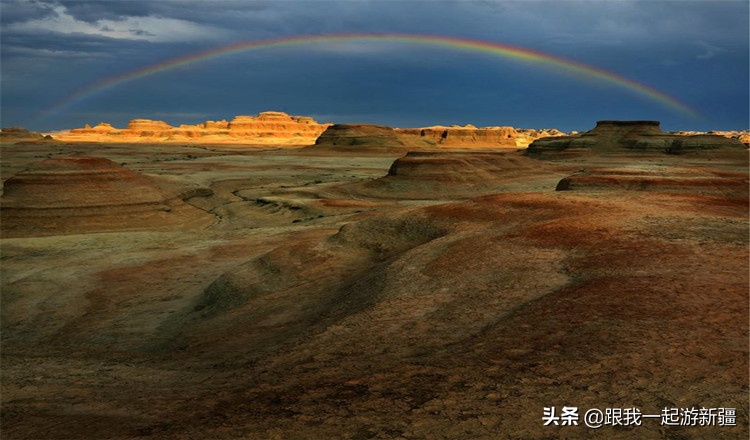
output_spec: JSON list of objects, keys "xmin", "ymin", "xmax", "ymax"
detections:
[{"xmin": 526, "ymin": 120, "xmax": 745, "ymax": 158}]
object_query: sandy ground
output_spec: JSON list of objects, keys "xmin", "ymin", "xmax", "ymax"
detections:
[{"xmin": 1, "ymin": 140, "xmax": 748, "ymax": 439}]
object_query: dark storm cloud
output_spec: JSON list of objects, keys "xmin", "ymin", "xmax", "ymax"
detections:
[
  {"xmin": 1, "ymin": 0, "xmax": 747, "ymax": 131},
  {"xmin": 58, "ymin": 0, "xmax": 268, "ymax": 23},
  {"xmin": 2, "ymin": 31, "xmax": 134, "ymax": 55},
  {"xmin": 0, "ymin": 0, "xmax": 58, "ymax": 24},
  {"xmin": 55, "ymin": 0, "xmax": 159, "ymax": 22},
  {"xmin": 8, "ymin": 1, "xmax": 744, "ymax": 55}
]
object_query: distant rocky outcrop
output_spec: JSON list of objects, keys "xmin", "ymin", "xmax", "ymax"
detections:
[
  {"xmin": 54, "ymin": 112, "xmax": 330, "ymax": 146},
  {"xmin": 313, "ymin": 124, "xmax": 406, "ymax": 149},
  {"xmin": 73, "ymin": 123, "xmax": 118, "ymax": 134},
  {"xmin": 313, "ymin": 124, "xmax": 563, "ymax": 150},
  {"xmin": 0, "ymin": 157, "xmax": 214, "ymax": 237},
  {"xmin": 672, "ymin": 130, "xmax": 750, "ymax": 147},
  {"xmin": 526, "ymin": 120, "xmax": 745, "ymax": 157},
  {"xmin": 0, "ymin": 126, "xmax": 44, "ymax": 140},
  {"xmin": 50, "ymin": 115, "xmax": 569, "ymax": 149},
  {"xmin": 514, "ymin": 128, "xmax": 565, "ymax": 148},
  {"xmin": 127, "ymin": 119, "xmax": 173, "ymax": 134},
  {"xmin": 395, "ymin": 125, "xmax": 564, "ymax": 148},
  {"xmin": 395, "ymin": 125, "xmax": 519, "ymax": 148}
]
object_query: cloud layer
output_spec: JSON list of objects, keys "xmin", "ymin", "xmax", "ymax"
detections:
[{"xmin": 2, "ymin": 0, "xmax": 748, "ymax": 131}]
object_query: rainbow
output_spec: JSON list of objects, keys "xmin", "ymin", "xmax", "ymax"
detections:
[{"xmin": 38, "ymin": 33, "xmax": 697, "ymax": 121}]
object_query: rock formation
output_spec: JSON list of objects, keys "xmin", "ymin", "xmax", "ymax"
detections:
[
  {"xmin": 385, "ymin": 151, "xmax": 539, "ymax": 183},
  {"xmin": 0, "ymin": 126, "xmax": 44, "ymax": 140},
  {"xmin": 555, "ymin": 167, "xmax": 749, "ymax": 197},
  {"xmin": 526, "ymin": 120, "xmax": 745, "ymax": 157},
  {"xmin": 49, "ymin": 115, "xmax": 571, "ymax": 149},
  {"xmin": 395, "ymin": 125, "xmax": 518, "ymax": 148},
  {"xmin": 514, "ymin": 128, "xmax": 565, "ymax": 147},
  {"xmin": 673, "ymin": 130, "xmax": 750, "ymax": 147},
  {"xmin": 395, "ymin": 125, "xmax": 563, "ymax": 148},
  {"xmin": 313, "ymin": 124, "xmax": 562, "ymax": 150},
  {"xmin": 313, "ymin": 124, "xmax": 406, "ymax": 149},
  {"xmin": 54, "ymin": 111, "xmax": 330, "ymax": 146},
  {"xmin": 71, "ymin": 123, "xmax": 118, "ymax": 134},
  {"xmin": 127, "ymin": 119, "xmax": 173, "ymax": 135},
  {"xmin": 341, "ymin": 151, "xmax": 564, "ymax": 199},
  {"xmin": 204, "ymin": 120, "xmax": 230, "ymax": 130},
  {"xmin": 0, "ymin": 157, "xmax": 214, "ymax": 237}
]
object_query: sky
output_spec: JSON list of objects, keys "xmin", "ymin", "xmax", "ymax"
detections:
[{"xmin": 1, "ymin": 0, "xmax": 748, "ymax": 132}]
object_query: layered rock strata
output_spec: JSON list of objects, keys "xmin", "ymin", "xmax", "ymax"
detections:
[
  {"xmin": 313, "ymin": 124, "xmax": 407, "ymax": 149},
  {"xmin": 340, "ymin": 151, "xmax": 562, "ymax": 200},
  {"xmin": 527, "ymin": 120, "xmax": 745, "ymax": 157},
  {"xmin": 0, "ymin": 157, "xmax": 214, "ymax": 237},
  {"xmin": 395, "ymin": 125, "xmax": 520, "ymax": 148},
  {"xmin": 54, "ymin": 112, "xmax": 330, "ymax": 145},
  {"xmin": 0, "ymin": 126, "xmax": 45, "ymax": 140},
  {"xmin": 555, "ymin": 167, "xmax": 749, "ymax": 197}
]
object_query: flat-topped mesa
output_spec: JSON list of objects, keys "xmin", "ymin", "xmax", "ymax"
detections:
[
  {"xmin": 123, "ymin": 119, "xmax": 174, "ymax": 137},
  {"xmin": 256, "ymin": 111, "xmax": 294, "ymax": 121},
  {"xmin": 591, "ymin": 120, "xmax": 662, "ymax": 133},
  {"xmin": 0, "ymin": 156, "xmax": 214, "ymax": 237},
  {"xmin": 395, "ymin": 125, "xmax": 520, "ymax": 148},
  {"xmin": 228, "ymin": 115, "xmax": 273, "ymax": 129},
  {"xmin": 54, "ymin": 111, "xmax": 330, "ymax": 145},
  {"xmin": 226, "ymin": 113, "xmax": 329, "ymax": 140},
  {"xmin": 344, "ymin": 150, "xmax": 554, "ymax": 199},
  {"xmin": 0, "ymin": 126, "xmax": 44, "ymax": 140},
  {"xmin": 526, "ymin": 120, "xmax": 746, "ymax": 157},
  {"xmin": 386, "ymin": 151, "xmax": 541, "ymax": 182},
  {"xmin": 313, "ymin": 124, "xmax": 406, "ymax": 149}
]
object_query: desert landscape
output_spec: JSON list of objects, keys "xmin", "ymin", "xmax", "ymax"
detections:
[
  {"xmin": 0, "ymin": 116, "xmax": 747, "ymax": 439},
  {"xmin": 2, "ymin": 1, "xmax": 749, "ymax": 439}
]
